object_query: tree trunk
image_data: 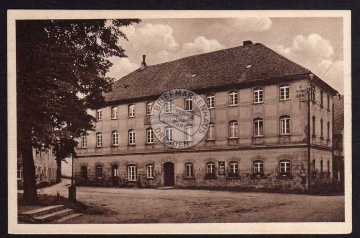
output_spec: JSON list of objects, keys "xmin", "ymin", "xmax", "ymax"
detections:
[
  {"xmin": 56, "ymin": 158, "xmax": 62, "ymax": 183},
  {"xmin": 22, "ymin": 144, "xmax": 38, "ymax": 204}
]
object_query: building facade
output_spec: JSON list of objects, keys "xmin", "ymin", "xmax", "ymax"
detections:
[
  {"xmin": 74, "ymin": 41, "xmax": 337, "ymax": 192},
  {"xmin": 17, "ymin": 147, "xmax": 58, "ymax": 188},
  {"xmin": 333, "ymin": 95, "xmax": 344, "ymax": 190}
]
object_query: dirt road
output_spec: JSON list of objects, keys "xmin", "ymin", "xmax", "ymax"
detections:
[{"xmin": 40, "ymin": 179, "xmax": 345, "ymax": 223}]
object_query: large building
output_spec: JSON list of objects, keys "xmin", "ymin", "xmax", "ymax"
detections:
[{"xmin": 74, "ymin": 41, "xmax": 338, "ymax": 192}]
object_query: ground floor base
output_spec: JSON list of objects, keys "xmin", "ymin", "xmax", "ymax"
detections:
[{"xmin": 74, "ymin": 147, "xmax": 332, "ymax": 192}]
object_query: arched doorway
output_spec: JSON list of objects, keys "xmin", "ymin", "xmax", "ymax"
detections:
[{"xmin": 164, "ymin": 162, "xmax": 175, "ymax": 186}]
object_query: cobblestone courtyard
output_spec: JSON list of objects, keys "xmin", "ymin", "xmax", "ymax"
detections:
[{"xmin": 34, "ymin": 179, "xmax": 344, "ymax": 223}]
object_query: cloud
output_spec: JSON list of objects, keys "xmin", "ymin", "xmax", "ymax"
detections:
[
  {"xmin": 271, "ymin": 34, "xmax": 343, "ymax": 93},
  {"xmin": 221, "ymin": 18, "xmax": 272, "ymax": 32},
  {"xmin": 180, "ymin": 36, "xmax": 226, "ymax": 57},
  {"xmin": 121, "ymin": 23, "xmax": 179, "ymax": 53},
  {"xmin": 111, "ymin": 24, "xmax": 226, "ymax": 79},
  {"xmin": 106, "ymin": 57, "xmax": 139, "ymax": 80}
]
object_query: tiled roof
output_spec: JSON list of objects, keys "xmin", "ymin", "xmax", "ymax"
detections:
[
  {"xmin": 334, "ymin": 95, "xmax": 344, "ymax": 134},
  {"xmin": 105, "ymin": 43, "xmax": 311, "ymax": 103}
]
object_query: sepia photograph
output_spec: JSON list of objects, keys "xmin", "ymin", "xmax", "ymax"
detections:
[{"xmin": 8, "ymin": 10, "xmax": 351, "ymax": 234}]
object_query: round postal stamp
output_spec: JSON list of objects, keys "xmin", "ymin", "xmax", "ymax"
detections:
[{"xmin": 150, "ymin": 89, "xmax": 211, "ymax": 149}]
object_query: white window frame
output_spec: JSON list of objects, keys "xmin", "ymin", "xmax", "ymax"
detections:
[
  {"xmin": 279, "ymin": 160, "xmax": 291, "ymax": 173},
  {"xmin": 96, "ymin": 132, "xmax": 103, "ymax": 147},
  {"xmin": 279, "ymin": 84, "xmax": 290, "ymax": 100},
  {"xmin": 280, "ymin": 116, "xmax": 291, "ymax": 135},
  {"xmin": 96, "ymin": 109, "xmax": 102, "ymax": 120},
  {"xmin": 229, "ymin": 162, "xmax": 239, "ymax": 174},
  {"xmin": 253, "ymin": 160, "xmax": 264, "ymax": 173},
  {"xmin": 128, "ymin": 104, "xmax": 135, "ymax": 117},
  {"xmin": 185, "ymin": 125, "xmax": 193, "ymax": 142},
  {"xmin": 207, "ymin": 94, "xmax": 215, "ymax": 108},
  {"xmin": 165, "ymin": 100, "xmax": 172, "ymax": 113},
  {"xmin": 146, "ymin": 164, "xmax": 154, "ymax": 178},
  {"xmin": 253, "ymin": 118, "xmax": 263, "ymax": 137},
  {"xmin": 128, "ymin": 130, "xmax": 135, "ymax": 145},
  {"xmin": 111, "ymin": 106, "xmax": 118, "ymax": 119},
  {"xmin": 253, "ymin": 87, "xmax": 263, "ymax": 104},
  {"xmin": 112, "ymin": 130, "xmax": 119, "ymax": 146},
  {"xmin": 185, "ymin": 163, "xmax": 194, "ymax": 178},
  {"xmin": 185, "ymin": 97, "xmax": 193, "ymax": 111},
  {"xmin": 207, "ymin": 162, "xmax": 215, "ymax": 174},
  {"xmin": 208, "ymin": 123, "xmax": 215, "ymax": 140},
  {"xmin": 165, "ymin": 127, "xmax": 173, "ymax": 143},
  {"xmin": 229, "ymin": 121, "xmax": 238, "ymax": 138},
  {"xmin": 127, "ymin": 165, "xmax": 137, "ymax": 181},
  {"xmin": 146, "ymin": 102, "xmax": 153, "ymax": 116},
  {"xmin": 229, "ymin": 91, "xmax": 238, "ymax": 106},
  {"xmin": 81, "ymin": 134, "xmax": 87, "ymax": 148},
  {"xmin": 146, "ymin": 128, "xmax": 154, "ymax": 144}
]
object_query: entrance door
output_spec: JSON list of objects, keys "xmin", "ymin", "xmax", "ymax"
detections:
[
  {"xmin": 164, "ymin": 162, "xmax": 175, "ymax": 186},
  {"xmin": 111, "ymin": 165, "xmax": 119, "ymax": 187}
]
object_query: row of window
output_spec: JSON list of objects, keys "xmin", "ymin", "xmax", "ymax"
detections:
[
  {"xmin": 80, "ymin": 159, "xmax": 294, "ymax": 181},
  {"xmin": 84, "ymin": 115, "xmax": 331, "ymax": 148},
  {"xmin": 96, "ymin": 85, "xmax": 300, "ymax": 120},
  {"xmin": 312, "ymin": 117, "xmax": 331, "ymax": 139},
  {"xmin": 81, "ymin": 164, "xmax": 154, "ymax": 181},
  {"xmin": 83, "ymin": 116, "xmax": 289, "ymax": 148}
]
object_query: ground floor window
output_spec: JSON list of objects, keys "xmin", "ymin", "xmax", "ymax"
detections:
[
  {"xmin": 279, "ymin": 160, "xmax": 291, "ymax": 178},
  {"xmin": 185, "ymin": 163, "xmax": 194, "ymax": 178},
  {"xmin": 128, "ymin": 165, "xmax": 137, "ymax": 181},
  {"xmin": 228, "ymin": 161, "xmax": 239, "ymax": 177},
  {"xmin": 95, "ymin": 165, "xmax": 102, "ymax": 178},
  {"xmin": 146, "ymin": 164, "xmax": 154, "ymax": 178},
  {"xmin": 81, "ymin": 166, "xmax": 87, "ymax": 178},
  {"xmin": 205, "ymin": 162, "xmax": 216, "ymax": 179},
  {"xmin": 253, "ymin": 160, "xmax": 264, "ymax": 174}
]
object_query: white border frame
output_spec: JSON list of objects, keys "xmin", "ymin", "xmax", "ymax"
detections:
[{"xmin": 8, "ymin": 10, "xmax": 352, "ymax": 234}]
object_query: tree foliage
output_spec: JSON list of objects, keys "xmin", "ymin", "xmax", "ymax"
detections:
[{"xmin": 17, "ymin": 19, "xmax": 140, "ymax": 202}]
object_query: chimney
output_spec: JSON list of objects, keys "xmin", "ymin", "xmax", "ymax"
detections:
[
  {"xmin": 243, "ymin": 40, "xmax": 253, "ymax": 46},
  {"xmin": 140, "ymin": 55, "xmax": 147, "ymax": 70}
]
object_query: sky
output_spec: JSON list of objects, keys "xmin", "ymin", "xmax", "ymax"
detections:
[{"xmin": 106, "ymin": 17, "xmax": 344, "ymax": 94}]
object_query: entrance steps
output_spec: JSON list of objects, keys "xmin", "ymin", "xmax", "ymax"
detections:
[
  {"xmin": 19, "ymin": 205, "xmax": 83, "ymax": 223},
  {"xmin": 157, "ymin": 186, "xmax": 175, "ymax": 190}
]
